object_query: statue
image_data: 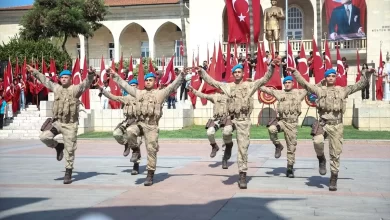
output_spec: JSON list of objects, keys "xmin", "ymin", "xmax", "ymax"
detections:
[{"xmin": 264, "ymin": 0, "xmax": 285, "ymax": 53}]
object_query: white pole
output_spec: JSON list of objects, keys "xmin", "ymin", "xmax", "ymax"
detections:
[{"xmin": 285, "ymin": 0, "xmax": 288, "ymax": 56}]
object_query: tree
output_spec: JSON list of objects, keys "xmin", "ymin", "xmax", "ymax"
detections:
[
  {"xmin": 19, "ymin": 0, "xmax": 107, "ymax": 55},
  {"xmin": 0, "ymin": 36, "xmax": 71, "ymax": 74}
]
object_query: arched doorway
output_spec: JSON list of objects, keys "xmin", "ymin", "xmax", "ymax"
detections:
[
  {"xmin": 120, "ymin": 22, "xmax": 149, "ymax": 60},
  {"xmin": 154, "ymin": 22, "xmax": 182, "ymax": 67},
  {"xmin": 88, "ymin": 25, "xmax": 114, "ymax": 68}
]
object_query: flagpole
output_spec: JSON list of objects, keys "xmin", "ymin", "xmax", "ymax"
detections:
[{"xmin": 285, "ymin": 0, "xmax": 288, "ymax": 57}]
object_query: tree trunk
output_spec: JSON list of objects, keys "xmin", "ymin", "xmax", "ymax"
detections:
[
  {"xmin": 86, "ymin": 36, "xmax": 90, "ymax": 66},
  {"xmin": 62, "ymin": 35, "xmax": 69, "ymax": 56},
  {"xmin": 180, "ymin": 0, "xmax": 187, "ymax": 67},
  {"xmin": 248, "ymin": 0, "xmax": 255, "ymax": 78}
]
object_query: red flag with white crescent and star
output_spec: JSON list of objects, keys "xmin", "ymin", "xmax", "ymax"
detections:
[
  {"xmin": 72, "ymin": 57, "xmax": 81, "ymax": 86},
  {"xmin": 335, "ymin": 46, "xmax": 347, "ymax": 87},
  {"xmin": 296, "ymin": 43, "xmax": 310, "ymax": 89},
  {"xmin": 226, "ymin": 0, "xmax": 261, "ymax": 43},
  {"xmin": 376, "ymin": 49, "xmax": 384, "ymax": 101},
  {"xmin": 324, "ymin": 39, "xmax": 332, "ymax": 69}
]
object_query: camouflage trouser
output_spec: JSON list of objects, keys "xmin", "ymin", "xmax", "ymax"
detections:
[
  {"xmin": 206, "ymin": 122, "xmax": 234, "ymax": 145},
  {"xmin": 113, "ymin": 121, "xmax": 142, "ymax": 150},
  {"xmin": 232, "ymin": 118, "xmax": 251, "ymax": 173},
  {"xmin": 127, "ymin": 122, "xmax": 159, "ymax": 171},
  {"xmin": 268, "ymin": 120, "xmax": 298, "ymax": 165},
  {"xmin": 39, "ymin": 121, "xmax": 78, "ymax": 169},
  {"xmin": 313, "ymin": 123, "xmax": 343, "ymax": 173}
]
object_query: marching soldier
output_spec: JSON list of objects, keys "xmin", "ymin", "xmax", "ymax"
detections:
[
  {"xmin": 99, "ymin": 79, "xmax": 143, "ymax": 175},
  {"xmin": 197, "ymin": 60, "xmax": 277, "ymax": 189},
  {"xmin": 260, "ymin": 76, "xmax": 325, "ymax": 178},
  {"xmin": 109, "ymin": 69, "xmax": 187, "ymax": 186},
  {"xmin": 290, "ymin": 67, "xmax": 374, "ymax": 191},
  {"xmin": 188, "ymin": 85, "xmax": 233, "ymax": 166},
  {"xmin": 26, "ymin": 65, "xmax": 95, "ymax": 184}
]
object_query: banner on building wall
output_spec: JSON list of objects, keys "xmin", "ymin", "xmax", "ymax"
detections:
[
  {"xmin": 325, "ymin": 0, "xmax": 366, "ymax": 41},
  {"xmin": 226, "ymin": 0, "xmax": 261, "ymax": 43}
]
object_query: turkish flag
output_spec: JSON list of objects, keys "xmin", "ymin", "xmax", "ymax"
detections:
[
  {"xmin": 215, "ymin": 42, "xmax": 225, "ymax": 82},
  {"xmin": 376, "ymin": 49, "xmax": 384, "ymax": 101},
  {"xmin": 138, "ymin": 56, "xmax": 145, "ymax": 90},
  {"xmin": 160, "ymin": 56, "xmax": 175, "ymax": 85},
  {"xmin": 180, "ymin": 40, "xmax": 184, "ymax": 56},
  {"xmin": 355, "ymin": 50, "xmax": 361, "ymax": 82},
  {"xmin": 50, "ymin": 58, "xmax": 58, "ymax": 83},
  {"xmin": 312, "ymin": 38, "xmax": 325, "ymax": 84},
  {"xmin": 99, "ymin": 56, "xmax": 107, "ymax": 86},
  {"xmin": 72, "ymin": 57, "xmax": 82, "ymax": 86},
  {"xmin": 81, "ymin": 56, "xmax": 90, "ymax": 109},
  {"xmin": 226, "ymin": 0, "xmax": 261, "ymax": 43},
  {"xmin": 324, "ymin": 39, "xmax": 332, "ymax": 69},
  {"xmin": 296, "ymin": 43, "xmax": 310, "ymax": 89},
  {"xmin": 22, "ymin": 57, "xmax": 27, "ymax": 83},
  {"xmin": 335, "ymin": 46, "xmax": 347, "ymax": 87}
]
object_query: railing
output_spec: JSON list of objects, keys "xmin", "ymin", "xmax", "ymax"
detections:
[
  {"xmin": 222, "ymin": 38, "xmax": 367, "ymax": 55},
  {"xmin": 72, "ymin": 56, "xmax": 184, "ymax": 71}
]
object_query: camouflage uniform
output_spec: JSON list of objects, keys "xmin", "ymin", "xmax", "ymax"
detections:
[
  {"xmin": 113, "ymin": 72, "xmax": 184, "ymax": 186},
  {"xmin": 292, "ymin": 69, "xmax": 372, "ymax": 191},
  {"xmin": 260, "ymin": 86, "xmax": 307, "ymax": 177},
  {"xmin": 101, "ymin": 90, "xmax": 143, "ymax": 175},
  {"xmin": 34, "ymin": 69, "xmax": 94, "ymax": 184},
  {"xmin": 199, "ymin": 65, "xmax": 274, "ymax": 189},
  {"xmin": 190, "ymin": 89, "xmax": 233, "ymax": 160}
]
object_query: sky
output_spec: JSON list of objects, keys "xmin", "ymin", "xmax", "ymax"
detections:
[{"xmin": 0, "ymin": 0, "xmax": 34, "ymax": 8}]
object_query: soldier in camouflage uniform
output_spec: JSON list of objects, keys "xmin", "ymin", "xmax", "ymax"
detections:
[
  {"xmin": 197, "ymin": 60, "xmax": 277, "ymax": 189},
  {"xmin": 290, "ymin": 67, "xmax": 374, "ymax": 191},
  {"xmin": 188, "ymin": 86, "xmax": 233, "ymax": 166},
  {"xmin": 110, "ymin": 69, "xmax": 187, "ymax": 186},
  {"xmin": 99, "ymin": 79, "xmax": 143, "ymax": 175},
  {"xmin": 26, "ymin": 65, "xmax": 95, "ymax": 184},
  {"xmin": 260, "ymin": 76, "xmax": 325, "ymax": 178}
]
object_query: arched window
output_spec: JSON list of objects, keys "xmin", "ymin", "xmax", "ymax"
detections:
[{"xmin": 287, "ymin": 6, "xmax": 303, "ymax": 40}]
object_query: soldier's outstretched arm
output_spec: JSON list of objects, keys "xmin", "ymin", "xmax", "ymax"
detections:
[
  {"xmin": 188, "ymin": 85, "xmax": 214, "ymax": 103},
  {"xmin": 27, "ymin": 65, "xmax": 59, "ymax": 92},
  {"xmin": 249, "ymin": 61, "xmax": 277, "ymax": 96},
  {"xmin": 259, "ymin": 86, "xmax": 281, "ymax": 100},
  {"xmin": 75, "ymin": 68, "xmax": 95, "ymax": 98},
  {"xmin": 100, "ymin": 86, "xmax": 126, "ymax": 104},
  {"xmin": 197, "ymin": 67, "xmax": 226, "ymax": 92},
  {"xmin": 160, "ymin": 68, "xmax": 186, "ymax": 101},
  {"xmin": 344, "ymin": 68, "xmax": 374, "ymax": 97},
  {"xmin": 110, "ymin": 69, "xmax": 137, "ymax": 97},
  {"xmin": 289, "ymin": 67, "xmax": 320, "ymax": 95}
]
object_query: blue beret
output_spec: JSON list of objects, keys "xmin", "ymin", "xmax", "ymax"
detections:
[
  {"xmin": 283, "ymin": 76, "xmax": 294, "ymax": 84},
  {"xmin": 232, "ymin": 64, "xmax": 243, "ymax": 73},
  {"xmin": 324, "ymin": 69, "xmax": 336, "ymax": 78},
  {"xmin": 128, "ymin": 79, "xmax": 138, "ymax": 85},
  {"xmin": 144, "ymin": 72, "xmax": 156, "ymax": 80},
  {"xmin": 59, "ymin": 70, "xmax": 71, "ymax": 77}
]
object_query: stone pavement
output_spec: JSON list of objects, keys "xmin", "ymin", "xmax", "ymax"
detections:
[{"xmin": 0, "ymin": 139, "xmax": 389, "ymax": 220}]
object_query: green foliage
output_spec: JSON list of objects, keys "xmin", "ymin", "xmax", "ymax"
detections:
[
  {"xmin": 19, "ymin": 0, "xmax": 108, "ymax": 54},
  {"xmin": 111, "ymin": 57, "xmax": 157, "ymax": 79},
  {"xmin": 0, "ymin": 36, "xmax": 71, "ymax": 74}
]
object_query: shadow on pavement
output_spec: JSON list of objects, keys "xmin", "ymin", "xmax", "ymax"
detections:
[
  {"xmin": 305, "ymin": 176, "xmax": 353, "ymax": 189},
  {"xmin": 0, "ymin": 198, "xmax": 48, "ymax": 212},
  {"xmin": 262, "ymin": 167, "xmax": 313, "ymax": 176},
  {"xmin": 0, "ymin": 197, "xmax": 302, "ymax": 220},
  {"xmin": 208, "ymin": 161, "xmax": 234, "ymax": 168},
  {"xmin": 134, "ymin": 173, "xmax": 194, "ymax": 185},
  {"xmin": 54, "ymin": 171, "xmax": 116, "ymax": 183}
]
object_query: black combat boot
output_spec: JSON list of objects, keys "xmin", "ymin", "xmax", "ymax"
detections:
[
  {"xmin": 123, "ymin": 143, "xmax": 131, "ymax": 157},
  {"xmin": 222, "ymin": 143, "xmax": 233, "ymax": 169},
  {"xmin": 238, "ymin": 172, "xmax": 247, "ymax": 189},
  {"xmin": 55, "ymin": 143, "xmax": 64, "ymax": 161},
  {"xmin": 144, "ymin": 170, "xmax": 155, "ymax": 186},
  {"xmin": 329, "ymin": 172, "xmax": 338, "ymax": 191},
  {"xmin": 131, "ymin": 163, "xmax": 139, "ymax": 175},
  {"xmin": 210, "ymin": 143, "xmax": 219, "ymax": 158},
  {"xmin": 130, "ymin": 148, "xmax": 141, "ymax": 163},
  {"xmin": 317, "ymin": 155, "xmax": 327, "ymax": 175},
  {"xmin": 274, "ymin": 143, "xmax": 284, "ymax": 159},
  {"xmin": 286, "ymin": 164, "xmax": 294, "ymax": 178},
  {"xmin": 63, "ymin": 169, "xmax": 72, "ymax": 184}
]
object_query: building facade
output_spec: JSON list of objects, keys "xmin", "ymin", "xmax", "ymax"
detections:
[{"xmin": 0, "ymin": 0, "xmax": 389, "ymax": 70}]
